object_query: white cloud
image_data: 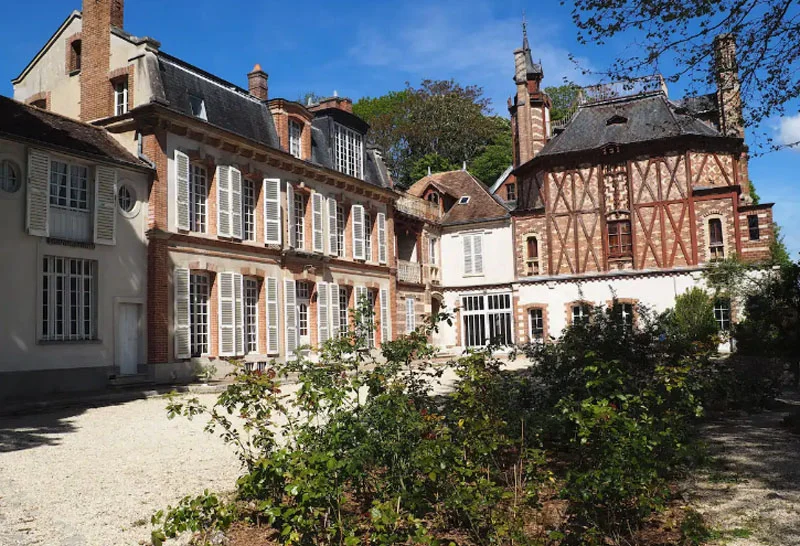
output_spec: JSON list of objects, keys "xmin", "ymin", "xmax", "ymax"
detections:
[{"xmin": 778, "ymin": 114, "xmax": 800, "ymax": 150}]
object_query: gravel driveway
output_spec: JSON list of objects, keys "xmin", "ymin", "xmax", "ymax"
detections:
[{"xmin": 0, "ymin": 393, "xmax": 241, "ymax": 546}]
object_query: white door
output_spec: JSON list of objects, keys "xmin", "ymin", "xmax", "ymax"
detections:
[{"xmin": 117, "ymin": 303, "xmax": 140, "ymax": 375}]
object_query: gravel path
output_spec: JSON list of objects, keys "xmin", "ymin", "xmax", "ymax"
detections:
[
  {"xmin": 689, "ymin": 397, "xmax": 800, "ymax": 546},
  {"xmin": 0, "ymin": 393, "xmax": 241, "ymax": 546}
]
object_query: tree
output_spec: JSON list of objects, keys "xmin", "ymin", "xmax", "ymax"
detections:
[
  {"xmin": 570, "ymin": 0, "xmax": 800, "ymax": 147},
  {"xmin": 668, "ymin": 287, "xmax": 719, "ymax": 352},
  {"xmin": 545, "ymin": 84, "xmax": 581, "ymax": 123},
  {"xmin": 468, "ymin": 116, "xmax": 513, "ymax": 186},
  {"xmin": 298, "ymin": 91, "xmax": 325, "ymax": 106},
  {"xmin": 408, "ymin": 153, "xmax": 458, "ymax": 182}
]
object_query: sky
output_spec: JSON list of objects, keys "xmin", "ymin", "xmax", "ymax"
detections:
[{"xmin": 1, "ymin": 0, "xmax": 797, "ymax": 256}]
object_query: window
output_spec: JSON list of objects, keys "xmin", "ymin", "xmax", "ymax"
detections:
[
  {"xmin": 525, "ymin": 236, "xmax": 539, "ymax": 275},
  {"xmin": 114, "ymin": 79, "xmax": 128, "ymax": 116},
  {"xmin": 365, "ymin": 291, "xmax": 376, "ymax": 348},
  {"xmin": 117, "ymin": 184, "xmax": 135, "ymax": 212},
  {"xmin": 571, "ymin": 303, "xmax": 591, "ymax": 325},
  {"xmin": 244, "ymin": 278, "xmax": 258, "ymax": 353},
  {"xmin": 242, "ymin": 179, "xmax": 256, "ymax": 241},
  {"xmin": 297, "ymin": 281, "xmax": 310, "ymax": 299},
  {"xmin": 30, "ymin": 99, "xmax": 47, "ymax": 109},
  {"xmin": 189, "ymin": 164, "xmax": 207, "ymax": 232},
  {"xmin": 333, "ymin": 123, "xmax": 363, "ymax": 179},
  {"xmin": 458, "ymin": 196, "xmax": 470, "ymax": 205},
  {"xmin": 429, "ymin": 236, "xmax": 437, "ymax": 265},
  {"xmin": 506, "ymin": 183, "xmax": 516, "ymax": 201},
  {"xmin": 298, "ymin": 303, "xmax": 309, "ymax": 337},
  {"xmin": 339, "ymin": 287, "xmax": 349, "ymax": 331},
  {"xmin": 41, "ymin": 256, "xmax": 96, "ymax": 341},
  {"xmin": 427, "ymin": 193, "xmax": 439, "ymax": 205},
  {"xmin": 289, "ymin": 120, "xmax": 302, "ymax": 158},
  {"xmin": 747, "ymin": 215, "xmax": 760, "ymax": 241},
  {"xmin": 70, "ymin": 40, "xmax": 82, "ymax": 72},
  {"xmin": 364, "ymin": 211, "xmax": 372, "ymax": 261},
  {"xmin": 190, "ymin": 273, "xmax": 209, "ymax": 356},
  {"xmin": 607, "ymin": 220, "xmax": 632, "ymax": 258},
  {"xmin": 613, "ymin": 302, "xmax": 634, "ymax": 327},
  {"xmin": 189, "ymin": 94, "xmax": 207, "ymax": 120},
  {"xmin": 405, "ymin": 297, "xmax": 416, "ymax": 333},
  {"xmin": 0, "ymin": 159, "xmax": 20, "ymax": 193},
  {"xmin": 50, "ymin": 160, "xmax": 89, "ymax": 211},
  {"xmin": 461, "ymin": 293, "xmax": 513, "ymax": 347},
  {"xmin": 714, "ymin": 299, "xmax": 731, "ymax": 331},
  {"xmin": 708, "ymin": 218, "xmax": 725, "ymax": 261},
  {"xmin": 294, "ymin": 193, "xmax": 305, "ymax": 248},
  {"xmin": 529, "ymin": 308, "xmax": 544, "ymax": 341},
  {"xmin": 462, "ymin": 233, "xmax": 483, "ymax": 275},
  {"xmin": 336, "ymin": 204, "xmax": 346, "ymax": 257}
]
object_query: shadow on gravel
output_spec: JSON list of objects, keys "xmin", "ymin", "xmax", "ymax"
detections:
[{"xmin": 0, "ymin": 406, "xmax": 86, "ymax": 453}]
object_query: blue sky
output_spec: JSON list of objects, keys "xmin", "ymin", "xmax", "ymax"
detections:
[{"xmin": 1, "ymin": 0, "xmax": 797, "ymax": 256}]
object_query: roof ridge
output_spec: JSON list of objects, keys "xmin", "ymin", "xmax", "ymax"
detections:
[{"xmin": 158, "ymin": 52, "xmax": 261, "ymax": 104}]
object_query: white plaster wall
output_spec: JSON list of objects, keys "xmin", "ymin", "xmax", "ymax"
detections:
[{"xmin": 440, "ymin": 222, "xmax": 515, "ymax": 287}]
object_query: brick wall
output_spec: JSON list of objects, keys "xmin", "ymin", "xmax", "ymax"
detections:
[
  {"xmin": 80, "ymin": 0, "xmax": 113, "ymax": 121},
  {"xmin": 738, "ymin": 205, "xmax": 773, "ymax": 263},
  {"xmin": 694, "ymin": 196, "xmax": 737, "ymax": 263},
  {"xmin": 147, "ymin": 237, "xmax": 169, "ymax": 363}
]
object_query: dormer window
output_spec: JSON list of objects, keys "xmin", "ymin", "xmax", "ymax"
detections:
[
  {"xmin": 458, "ymin": 196, "xmax": 470, "ymax": 205},
  {"xmin": 114, "ymin": 79, "xmax": 129, "ymax": 116},
  {"xmin": 606, "ymin": 115, "xmax": 627, "ymax": 126},
  {"xmin": 189, "ymin": 94, "xmax": 207, "ymax": 120},
  {"xmin": 69, "ymin": 39, "xmax": 82, "ymax": 72},
  {"xmin": 427, "ymin": 193, "xmax": 439, "ymax": 205},
  {"xmin": 506, "ymin": 183, "xmax": 516, "ymax": 201},
  {"xmin": 333, "ymin": 123, "xmax": 363, "ymax": 179},
  {"xmin": 289, "ymin": 119, "xmax": 303, "ymax": 159}
]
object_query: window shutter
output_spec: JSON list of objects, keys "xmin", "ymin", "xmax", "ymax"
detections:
[
  {"xmin": 265, "ymin": 277, "xmax": 279, "ymax": 354},
  {"xmin": 173, "ymin": 267, "xmax": 190, "ymax": 359},
  {"xmin": 234, "ymin": 273, "xmax": 244, "ymax": 355},
  {"xmin": 284, "ymin": 278, "xmax": 297, "ymax": 354},
  {"xmin": 328, "ymin": 197, "xmax": 338, "ymax": 256},
  {"xmin": 463, "ymin": 235, "xmax": 474, "ymax": 275},
  {"xmin": 380, "ymin": 288, "xmax": 390, "ymax": 345},
  {"xmin": 377, "ymin": 212, "xmax": 387, "ymax": 264},
  {"xmin": 473, "ymin": 234, "xmax": 483, "ymax": 274},
  {"xmin": 217, "ymin": 166, "xmax": 231, "ymax": 237},
  {"xmin": 26, "ymin": 149, "xmax": 50, "ymax": 237},
  {"xmin": 218, "ymin": 271, "xmax": 235, "ymax": 356},
  {"xmin": 406, "ymin": 298, "xmax": 415, "ymax": 333},
  {"xmin": 330, "ymin": 283, "xmax": 340, "ymax": 337},
  {"xmin": 94, "ymin": 166, "xmax": 117, "ymax": 245},
  {"xmin": 263, "ymin": 178, "xmax": 282, "ymax": 245},
  {"xmin": 352, "ymin": 204, "xmax": 365, "ymax": 260},
  {"xmin": 175, "ymin": 150, "xmax": 190, "ymax": 231},
  {"xmin": 230, "ymin": 168, "xmax": 243, "ymax": 240},
  {"xmin": 311, "ymin": 192, "xmax": 324, "ymax": 253},
  {"xmin": 286, "ymin": 183, "xmax": 295, "ymax": 248},
  {"xmin": 317, "ymin": 281, "xmax": 329, "ymax": 345}
]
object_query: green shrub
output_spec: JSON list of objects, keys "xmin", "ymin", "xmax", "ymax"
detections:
[{"xmin": 668, "ymin": 287, "xmax": 719, "ymax": 353}]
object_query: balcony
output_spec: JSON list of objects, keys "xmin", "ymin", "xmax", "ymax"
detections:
[
  {"xmin": 398, "ymin": 260, "xmax": 422, "ymax": 284},
  {"xmin": 395, "ymin": 195, "xmax": 441, "ymax": 223}
]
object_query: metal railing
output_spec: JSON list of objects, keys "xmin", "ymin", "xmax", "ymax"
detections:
[{"xmin": 398, "ymin": 260, "xmax": 422, "ymax": 284}]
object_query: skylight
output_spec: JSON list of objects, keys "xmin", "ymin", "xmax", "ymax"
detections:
[
  {"xmin": 458, "ymin": 196, "xmax": 470, "ymax": 205},
  {"xmin": 189, "ymin": 94, "xmax": 207, "ymax": 120}
]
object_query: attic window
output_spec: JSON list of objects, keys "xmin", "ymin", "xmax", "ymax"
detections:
[
  {"xmin": 458, "ymin": 196, "xmax": 470, "ymax": 205},
  {"xmin": 606, "ymin": 115, "xmax": 628, "ymax": 126},
  {"xmin": 189, "ymin": 94, "xmax": 207, "ymax": 120}
]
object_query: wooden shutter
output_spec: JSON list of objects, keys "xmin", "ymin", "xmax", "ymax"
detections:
[
  {"xmin": 380, "ymin": 288, "xmax": 390, "ymax": 345},
  {"xmin": 328, "ymin": 197, "xmax": 338, "ymax": 256},
  {"xmin": 284, "ymin": 278, "xmax": 297, "ymax": 354},
  {"xmin": 330, "ymin": 283, "xmax": 340, "ymax": 337},
  {"xmin": 311, "ymin": 192, "xmax": 324, "ymax": 253},
  {"xmin": 406, "ymin": 298, "xmax": 415, "ymax": 333},
  {"xmin": 352, "ymin": 204, "xmax": 365, "ymax": 260},
  {"xmin": 175, "ymin": 150, "xmax": 190, "ymax": 231},
  {"xmin": 263, "ymin": 178, "xmax": 282, "ymax": 245},
  {"xmin": 230, "ymin": 167, "xmax": 243, "ymax": 240},
  {"xmin": 463, "ymin": 235, "xmax": 474, "ymax": 275},
  {"xmin": 286, "ymin": 183, "xmax": 295, "ymax": 248},
  {"xmin": 26, "ymin": 149, "xmax": 50, "ymax": 236},
  {"xmin": 173, "ymin": 267, "xmax": 191, "ymax": 359},
  {"xmin": 217, "ymin": 166, "xmax": 231, "ymax": 237},
  {"xmin": 473, "ymin": 234, "xmax": 483, "ymax": 274},
  {"xmin": 218, "ymin": 271, "xmax": 235, "ymax": 356},
  {"xmin": 94, "ymin": 165, "xmax": 117, "ymax": 245},
  {"xmin": 265, "ymin": 277, "xmax": 279, "ymax": 354},
  {"xmin": 234, "ymin": 273, "xmax": 244, "ymax": 355},
  {"xmin": 317, "ymin": 281, "xmax": 329, "ymax": 345},
  {"xmin": 377, "ymin": 212, "xmax": 387, "ymax": 264}
]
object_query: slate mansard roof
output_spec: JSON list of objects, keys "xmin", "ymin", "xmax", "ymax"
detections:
[{"xmin": 0, "ymin": 95, "xmax": 150, "ymax": 170}]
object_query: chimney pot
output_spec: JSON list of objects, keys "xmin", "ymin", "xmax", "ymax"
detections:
[{"xmin": 248, "ymin": 65, "xmax": 268, "ymax": 101}]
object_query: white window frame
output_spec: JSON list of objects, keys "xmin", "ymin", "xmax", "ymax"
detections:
[
  {"xmin": 244, "ymin": 277, "xmax": 259, "ymax": 353},
  {"xmin": 460, "ymin": 293, "xmax": 513, "ymax": 348},
  {"xmin": 49, "ymin": 160, "xmax": 89, "ymax": 212},
  {"xmin": 189, "ymin": 164, "xmax": 207, "ymax": 233},
  {"xmin": 114, "ymin": 79, "xmax": 129, "ymax": 116},
  {"xmin": 333, "ymin": 123, "xmax": 363, "ymax": 179},
  {"xmin": 428, "ymin": 236, "xmax": 437, "ymax": 265},
  {"xmin": 336, "ymin": 204, "xmax": 346, "ymax": 257},
  {"xmin": 190, "ymin": 272, "xmax": 210, "ymax": 356},
  {"xmin": 528, "ymin": 308, "xmax": 544, "ymax": 342},
  {"xmin": 405, "ymin": 297, "xmax": 416, "ymax": 334},
  {"xmin": 41, "ymin": 256, "xmax": 97, "ymax": 341},
  {"xmin": 294, "ymin": 193, "xmax": 305, "ymax": 249},
  {"xmin": 462, "ymin": 233, "xmax": 484, "ymax": 276},
  {"xmin": 364, "ymin": 211, "xmax": 372, "ymax": 261},
  {"xmin": 571, "ymin": 303, "xmax": 591, "ymax": 325},
  {"xmin": 289, "ymin": 119, "xmax": 302, "ymax": 158},
  {"xmin": 242, "ymin": 178, "xmax": 256, "ymax": 241},
  {"xmin": 0, "ymin": 159, "xmax": 21, "ymax": 193},
  {"xmin": 339, "ymin": 286, "xmax": 349, "ymax": 332},
  {"xmin": 714, "ymin": 299, "xmax": 731, "ymax": 331}
]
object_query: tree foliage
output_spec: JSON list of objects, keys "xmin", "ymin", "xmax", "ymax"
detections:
[
  {"xmin": 545, "ymin": 84, "xmax": 581, "ymax": 123},
  {"xmin": 569, "ymin": 0, "xmax": 800, "ymax": 147}
]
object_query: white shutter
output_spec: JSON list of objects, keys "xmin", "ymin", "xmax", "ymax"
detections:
[
  {"xmin": 265, "ymin": 277, "xmax": 279, "ymax": 354},
  {"xmin": 263, "ymin": 178, "xmax": 282, "ymax": 245},
  {"xmin": 217, "ymin": 166, "xmax": 231, "ymax": 237},
  {"xmin": 26, "ymin": 149, "xmax": 50, "ymax": 236},
  {"xmin": 234, "ymin": 273, "xmax": 244, "ymax": 355},
  {"xmin": 377, "ymin": 212, "xmax": 387, "ymax": 264},
  {"xmin": 473, "ymin": 234, "xmax": 484, "ymax": 274},
  {"xmin": 463, "ymin": 235, "xmax": 474, "ymax": 275},
  {"xmin": 406, "ymin": 298, "xmax": 415, "ymax": 334},
  {"xmin": 286, "ymin": 183, "xmax": 295, "ymax": 248},
  {"xmin": 328, "ymin": 197, "xmax": 338, "ymax": 256},
  {"xmin": 330, "ymin": 283, "xmax": 340, "ymax": 337},
  {"xmin": 218, "ymin": 272, "xmax": 235, "ymax": 356},
  {"xmin": 317, "ymin": 281, "xmax": 329, "ymax": 345},
  {"xmin": 352, "ymin": 204, "xmax": 365, "ymax": 260},
  {"xmin": 380, "ymin": 288, "xmax": 390, "ymax": 345},
  {"xmin": 175, "ymin": 150, "xmax": 190, "ymax": 231},
  {"xmin": 174, "ymin": 267, "xmax": 191, "ymax": 359},
  {"xmin": 231, "ymin": 167, "xmax": 243, "ymax": 240},
  {"xmin": 311, "ymin": 192, "xmax": 324, "ymax": 253},
  {"xmin": 94, "ymin": 166, "xmax": 117, "ymax": 245},
  {"xmin": 284, "ymin": 278, "xmax": 298, "ymax": 354}
]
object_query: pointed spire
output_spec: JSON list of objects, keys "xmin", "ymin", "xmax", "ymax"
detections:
[{"xmin": 522, "ymin": 10, "xmax": 529, "ymax": 51}]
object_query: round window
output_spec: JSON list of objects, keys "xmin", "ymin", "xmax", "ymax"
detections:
[
  {"xmin": 117, "ymin": 184, "xmax": 135, "ymax": 212},
  {"xmin": 0, "ymin": 160, "xmax": 20, "ymax": 193}
]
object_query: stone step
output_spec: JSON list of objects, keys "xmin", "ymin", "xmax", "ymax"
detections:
[{"xmin": 107, "ymin": 374, "xmax": 153, "ymax": 388}]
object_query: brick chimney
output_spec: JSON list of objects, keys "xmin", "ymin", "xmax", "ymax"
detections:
[
  {"xmin": 80, "ymin": 0, "xmax": 123, "ymax": 121},
  {"xmin": 714, "ymin": 34, "xmax": 744, "ymax": 138},
  {"xmin": 247, "ymin": 64, "xmax": 268, "ymax": 101},
  {"xmin": 308, "ymin": 96, "xmax": 353, "ymax": 113}
]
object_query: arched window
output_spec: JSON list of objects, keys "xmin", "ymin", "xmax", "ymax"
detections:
[
  {"xmin": 525, "ymin": 236, "xmax": 539, "ymax": 275},
  {"xmin": 708, "ymin": 218, "xmax": 725, "ymax": 261},
  {"xmin": 427, "ymin": 192, "xmax": 439, "ymax": 205}
]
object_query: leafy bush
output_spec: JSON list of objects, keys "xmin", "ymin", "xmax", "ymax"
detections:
[
  {"xmin": 667, "ymin": 287, "xmax": 719, "ymax": 353},
  {"xmin": 150, "ymin": 491, "xmax": 236, "ymax": 546}
]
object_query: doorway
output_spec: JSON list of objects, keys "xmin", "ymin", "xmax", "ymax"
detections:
[{"xmin": 116, "ymin": 302, "xmax": 141, "ymax": 375}]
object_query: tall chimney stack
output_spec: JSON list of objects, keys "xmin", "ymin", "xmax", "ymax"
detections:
[
  {"xmin": 80, "ymin": 0, "xmax": 123, "ymax": 121},
  {"xmin": 247, "ymin": 64, "xmax": 268, "ymax": 101},
  {"xmin": 714, "ymin": 33, "xmax": 744, "ymax": 138}
]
